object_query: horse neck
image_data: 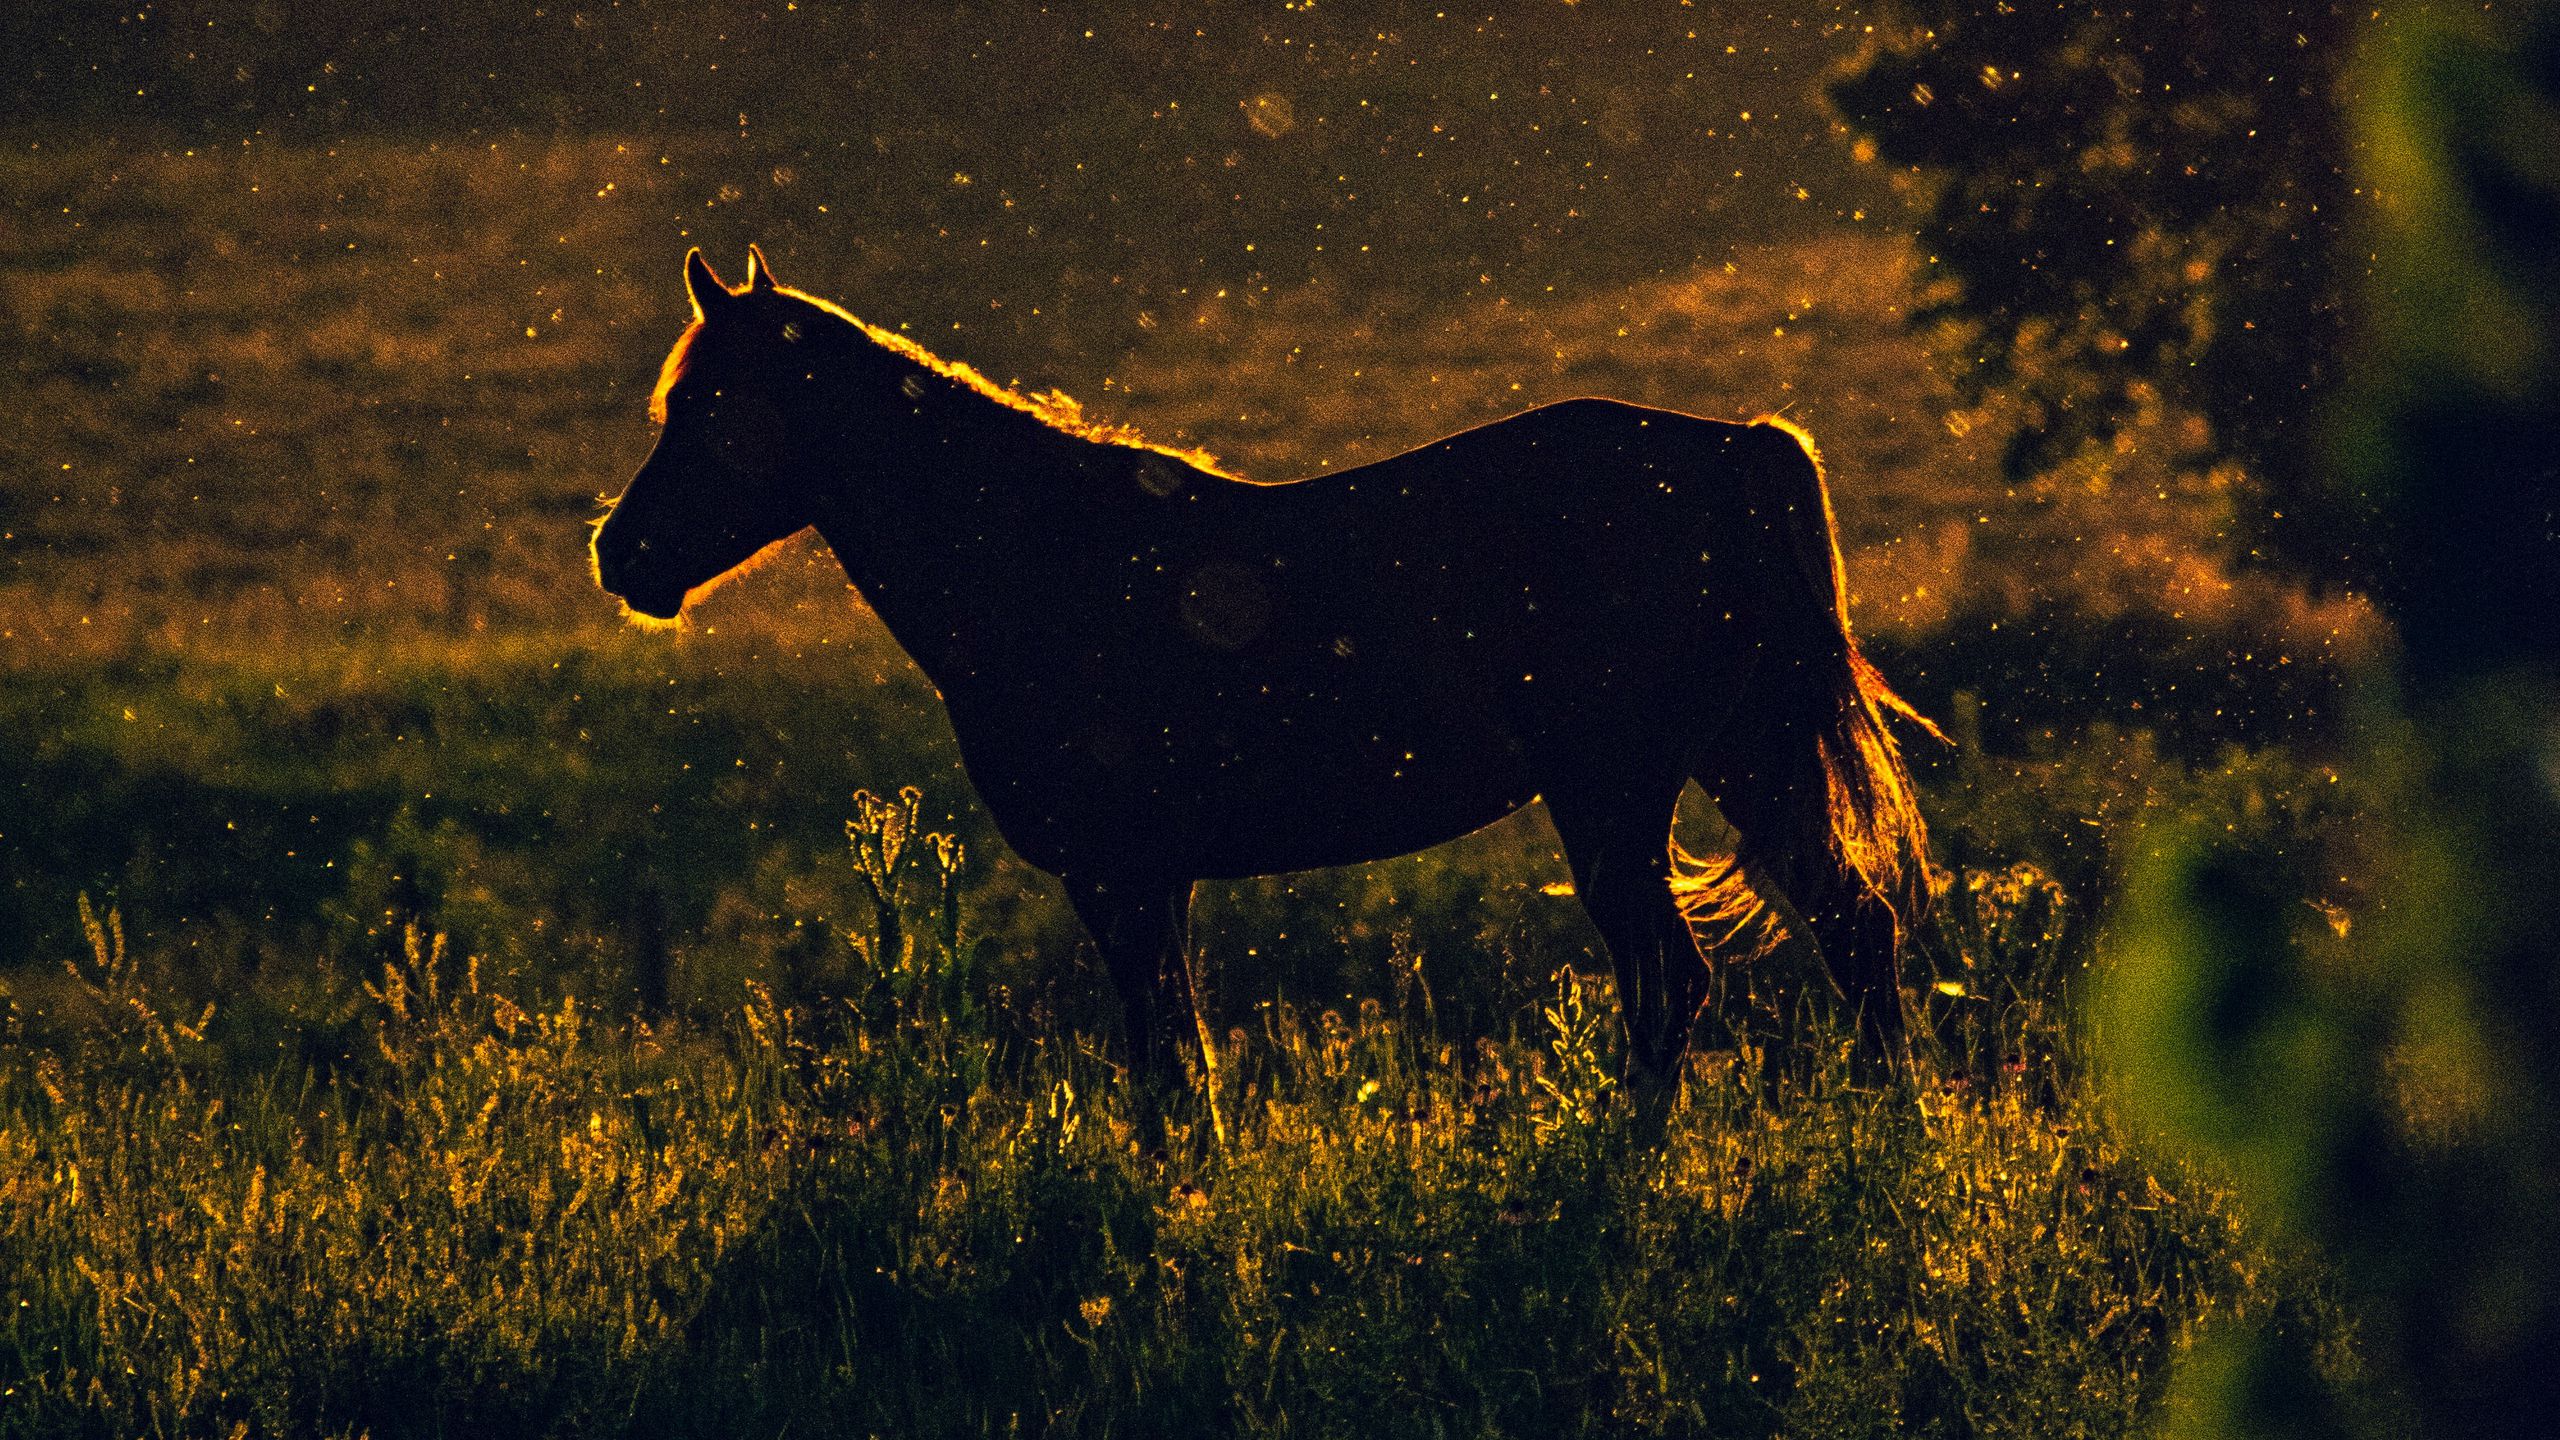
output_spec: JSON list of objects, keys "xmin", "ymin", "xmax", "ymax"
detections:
[{"xmin": 802, "ymin": 353, "xmax": 1101, "ymax": 653}]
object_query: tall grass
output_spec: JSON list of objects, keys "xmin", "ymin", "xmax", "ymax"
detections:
[{"xmin": 0, "ymin": 798, "xmax": 2347, "ymax": 1439}]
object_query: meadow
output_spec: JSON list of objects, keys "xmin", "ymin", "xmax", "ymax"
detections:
[{"xmin": 1, "ymin": 135, "xmax": 2378, "ymax": 1435}]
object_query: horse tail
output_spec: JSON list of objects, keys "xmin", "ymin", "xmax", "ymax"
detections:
[{"xmin": 1728, "ymin": 416, "xmax": 1942, "ymax": 937}]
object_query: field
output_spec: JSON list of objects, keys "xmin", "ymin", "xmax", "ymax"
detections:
[{"xmin": 1, "ymin": 134, "xmax": 2377, "ymax": 1435}]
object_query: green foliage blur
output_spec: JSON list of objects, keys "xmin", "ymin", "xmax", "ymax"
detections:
[{"xmin": 2097, "ymin": 8, "xmax": 2560, "ymax": 1436}]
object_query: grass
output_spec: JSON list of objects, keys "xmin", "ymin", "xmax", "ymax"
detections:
[{"xmin": 0, "ymin": 807, "xmax": 2351, "ymax": 1439}]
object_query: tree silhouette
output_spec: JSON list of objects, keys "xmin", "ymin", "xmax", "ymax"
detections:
[{"xmin": 1832, "ymin": 3, "xmax": 2372, "ymax": 589}]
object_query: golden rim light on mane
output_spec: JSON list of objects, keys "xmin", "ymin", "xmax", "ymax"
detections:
[{"xmin": 649, "ymin": 285, "xmax": 1237, "ymax": 480}]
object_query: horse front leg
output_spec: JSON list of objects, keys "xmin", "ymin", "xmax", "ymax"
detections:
[
  {"xmin": 1545, "ymin": 779, "xmax": 1712, "ymax": 1098},
  {"xmin": 1062, "ymin": 875, "xmax": 1212, "ymax": 1086}
]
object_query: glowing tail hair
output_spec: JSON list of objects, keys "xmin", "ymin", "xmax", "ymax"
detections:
[{"xmin": 1737, "ymin": 416, "xmax": 1941, "ymax": 934}]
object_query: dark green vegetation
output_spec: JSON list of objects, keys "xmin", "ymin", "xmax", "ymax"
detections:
[{"xmin": 0, "ymin": 6, "xmax": 2413, "ymax": 1434}]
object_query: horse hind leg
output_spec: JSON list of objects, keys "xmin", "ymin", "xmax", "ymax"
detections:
[
  {"xmin": 1544, "ymin": 776, "xmax": 1713, "ymax": 1086},
  {"xmin": 1706, "ymin": 757, "xmax": 1910, "ymax": 1054}
]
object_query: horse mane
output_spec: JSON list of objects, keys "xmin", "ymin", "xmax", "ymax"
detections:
[
  {"xmin": 648, "ymin": 324, "xmax": 700, "ymax": 425},
  {"xmin": 650, "ymin": 285, "xmax": 1233, "ymax": 480}
]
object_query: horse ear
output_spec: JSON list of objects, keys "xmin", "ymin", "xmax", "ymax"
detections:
[
  {"xmin": 684, "ymin": 247, "xmax": 733, "ymax": 321},
  {"xmin": 744, "ymin": 243, "xmax": 778, "ymax": 292}
]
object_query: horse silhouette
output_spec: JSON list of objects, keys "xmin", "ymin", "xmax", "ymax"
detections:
[{"xmin": 592, "ymin": 247, "xmax": 1938, "ymax": 1085}]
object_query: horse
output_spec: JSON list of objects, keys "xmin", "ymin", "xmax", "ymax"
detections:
[{"xmin": 591, "ymin": 246, "xmax": 1940, "ymax": 1088}]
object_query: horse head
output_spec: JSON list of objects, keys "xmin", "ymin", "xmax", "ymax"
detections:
[{"xmin": 592, "ymin": 245, "xmax": 819, "ymax": 622}]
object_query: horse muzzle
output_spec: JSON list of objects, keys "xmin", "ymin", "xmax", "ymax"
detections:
[
  {"xmin": 591, "ymin": 526, "xmax": 689, "ymax": 620},
  {"xmin": 613, "ymin": 578, "xmax": 688, "ymax": 621}
]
